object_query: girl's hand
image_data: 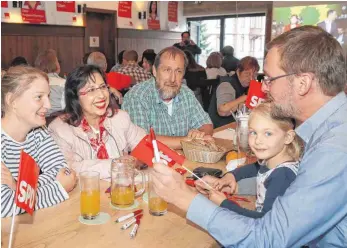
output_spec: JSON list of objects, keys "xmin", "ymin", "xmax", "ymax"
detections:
[
  {"xmin": 213, "ymin": 173, "xmax": 238, "ymax": 195},
  {"xmin": 195, "ymin": 175, "xmax": 219, "ymax": 195}
]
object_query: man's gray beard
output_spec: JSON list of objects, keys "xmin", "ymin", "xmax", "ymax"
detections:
[{"xmin": 157, "ymin": 84, "xmax": 180, "ymax": 100}]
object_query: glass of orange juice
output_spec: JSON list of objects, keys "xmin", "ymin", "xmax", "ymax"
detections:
[
  {"xmin": 79, "ymin": 171, "xmax": 100, "ymax": 220},
  {"xmin": 111, "ymin": 156, "xmax": 145, "ymax": 208},
  {"xmin": 148, "ymin": 171, "xmax": 168, "ymax": 216}
]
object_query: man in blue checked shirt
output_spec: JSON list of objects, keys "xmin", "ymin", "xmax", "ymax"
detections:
[{"xmin": 150, "ymin": 26, "xmax": 347, "ymax": 247}]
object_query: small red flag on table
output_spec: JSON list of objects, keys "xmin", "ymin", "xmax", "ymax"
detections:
[
  {"xmin": 131, "ymin": 135, "xmax": 185, "ymax": 167},
  {"xmin": 14, "ymin": 150, "xmax": 39, "ymax": 215}
]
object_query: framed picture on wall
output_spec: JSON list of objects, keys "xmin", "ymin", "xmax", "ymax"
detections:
[{"xmin": 147, "ymin": 1, "xmax": 160, "ymax": 30}]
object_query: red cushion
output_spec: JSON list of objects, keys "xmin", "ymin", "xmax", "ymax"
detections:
[{"xmin": 106, "ymin": 72, "xmax": 131, "ymax": 90}]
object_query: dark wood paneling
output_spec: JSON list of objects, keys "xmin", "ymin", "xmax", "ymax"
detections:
[
  {"xmin": 85, "ymin": 7, "xmax": 116, "ymax": 14},
  {"xmin": 118, "ymin": 29, "xmax": 181, "ymax": 40},
  {"xmin": 117, "ymin": 29, "xmax": 181, "ymax": 61},
  {"xmin": 84, "ymin": 10, "xmax": 117, "ymax": 72},
  {"xmin": 1, "ymin": 23, "xmax": 85, "ymax": 75}
]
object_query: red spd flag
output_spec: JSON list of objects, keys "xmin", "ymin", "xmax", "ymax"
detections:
[
  {"xmin": 131, "ymin": 135, "xmax": 185, "ymax": 167},
  {"xmin": 245, "ymin": 80, "xmax": 266, "ymax": 109},
  {"xmin": 14, "ymin": 150, "xmax": 39, "ymax": 215}
]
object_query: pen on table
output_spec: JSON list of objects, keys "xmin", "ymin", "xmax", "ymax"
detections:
[
  {"xmin": 120, "ymin": 214, "xmax": 143, "ymax": 230},
  {"xmin": 150, "ymin": 127, "xmax": 161, "ymax": 163},
  {"xmin": 130, "ymin": 217, "xmax": 141, "ymax": 239},
  {"xmin": 115, "ymin": 209, "xmax": 143, "ymax": 223}
]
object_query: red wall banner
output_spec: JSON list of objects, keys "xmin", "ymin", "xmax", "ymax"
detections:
[
  {"xmin": 56, "ymin": 1, "xmax": 75, "ymax": 13},
  {"xmin": 21, "ymin": 1, "xmax": 47, "ymax": 24},
  {"xmin": 168, "ymin": 1, "xmax": 178, "ymax": 23},
  {"xmin": 1, "ymin": 1, "xmax": 8, "ymax": 8},
  {"xmin": 118, "ymin": 1, "xmax": 132, "ymax": 18}
]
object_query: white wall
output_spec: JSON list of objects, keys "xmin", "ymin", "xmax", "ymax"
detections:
[
  {"xmin": 1, "ymin": 1, "xmax": 186, "ymax": 31},
  {"xmin": 82, "ymin": 1, "xmax": 186, "ymax": 31},
  {"xmin": 1, "ymin": 2, "xmax": 84, "ymax": 26}
]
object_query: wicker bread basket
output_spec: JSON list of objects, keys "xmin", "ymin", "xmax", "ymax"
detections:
[{"xmin": 181, "ymin": 139, "xmax": 227, "ymax": 163}]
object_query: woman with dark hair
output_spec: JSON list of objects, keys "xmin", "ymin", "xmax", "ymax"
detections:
[
  {"xmin": 138, "ymin": 49, "xmax": 155, "ymax": 67},
  {"xmin": 48, "ymin": 65, "xmax": 146, "ymax": 179},
  {"xmin": 82, "ymin": 52, "xmax": 91, "ymax": 64},
  {"xmin": 149, "ymin": 1, "xmax": 158, "ymax": 20},
  {"xmin": 141, "ymin": 51, "xmax": 156, "ymax": 74},
  {"xmin": 183, "ymin": 50, "xmax": 207, "ymax": 106},
  {"xmin": 111, "ymin": 50, "xmax": 126, "ymax": 71},
  {"xmin": 10, "ymin": 56, "xmax": 28, "ymax": 67}
]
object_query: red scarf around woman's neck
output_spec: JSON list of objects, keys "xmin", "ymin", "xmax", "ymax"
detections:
[{"xmin": 81, "ymin": 115, "xmax": 109, "ymax": 159}]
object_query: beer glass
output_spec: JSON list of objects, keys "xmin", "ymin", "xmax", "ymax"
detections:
[
  {"xmin": 148, "ymin": 170, "xmax": 168, "ymax": 216},
  {"xmin": 80, "ymin": 171, "xmax": 100, "ymax": 220}
]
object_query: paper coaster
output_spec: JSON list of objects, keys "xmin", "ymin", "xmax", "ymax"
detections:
[
  {"xmin": 142, "ymin": 192, "xmax": 148, "ymax": 204},
  {"xmin": 109, "ymin": 199, "xmax": 139, "ymax": 210},
  {"xmin": 78, "ymin": 212, "xmax": 111, "ymax": 225}
]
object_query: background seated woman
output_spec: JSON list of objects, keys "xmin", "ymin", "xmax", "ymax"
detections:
[
  {"xmin": 48, "ymin": 65, "xmax": 146, "ymax": 180},
  {"xmin": 1, "ymin": 66, "xmax": 77, "ymax": 218},
  {"xmin": 34, "ymin": 49, "xmax": 65, "ymax": 116}
]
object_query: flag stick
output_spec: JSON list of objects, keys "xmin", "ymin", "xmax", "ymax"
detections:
[
  {"xmin": 8, "ymin": 204, "xmax": 17, "ymax": 248},
  {"xmin": 182, "ymin": 165, "xmax": 214, "ymax": 190}
]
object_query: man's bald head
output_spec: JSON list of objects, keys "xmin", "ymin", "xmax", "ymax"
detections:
[{"xmin": 87, "ymin": 52, "xmax": 107, "ymax": 72}]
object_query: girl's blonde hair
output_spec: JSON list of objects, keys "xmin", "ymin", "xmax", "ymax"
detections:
[
  {"xmin": 249, "ymin": 102, "xmax": 303, "ymax": 161},
  {"xmin": 1, "ymin": 66, "xmax": 48, "ymax": 117}
]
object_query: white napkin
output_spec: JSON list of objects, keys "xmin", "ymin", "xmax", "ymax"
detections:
[{"xmin": 213, "ymin": 128, "xmax": 235, "ymax": 141}]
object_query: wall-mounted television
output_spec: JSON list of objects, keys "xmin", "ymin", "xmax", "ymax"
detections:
[{"xmin": 272, "ymin": 3, "xmax": 347, "ymax": 46}]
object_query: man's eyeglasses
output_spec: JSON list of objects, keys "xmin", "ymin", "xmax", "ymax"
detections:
[
  {"xmin": 79, "ymin": 84, "xmax": 109, "ymax": 96},
  {"xmin": 262, "ymin": 73, "xmax": 296, "ymax": 87}
]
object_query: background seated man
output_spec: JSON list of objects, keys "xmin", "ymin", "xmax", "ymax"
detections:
[
  {"xmin": 112, "ymin": 50, "xmax": 152, "ymax": 85},
  {"xmin": 122, "ymin": 46, "xmax": 213, "ymax": 149}
]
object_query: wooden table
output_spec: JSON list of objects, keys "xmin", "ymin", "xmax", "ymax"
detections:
[{"xmin": 1, "ymin": 124, "xmax": 255, "ymax": 248}]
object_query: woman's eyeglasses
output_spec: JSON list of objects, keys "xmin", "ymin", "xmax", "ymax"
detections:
[
  {"xmin": 79, "ymin": 84, "xmax": 109, "ymax": 96},
  {"xmin": 262, "ymin": 73, "xmax": 296, "ymax": 87}
]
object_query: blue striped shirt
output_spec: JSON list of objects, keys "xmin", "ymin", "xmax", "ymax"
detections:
[{"xmin": 1, "ymin": 127, "xmax": 69, "ymax": 217}]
